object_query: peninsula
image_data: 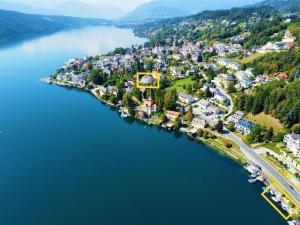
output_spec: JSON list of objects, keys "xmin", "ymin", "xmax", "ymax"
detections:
[{"xmin": 46, "ymin": 5, "xmax": 300, "ymax": 222}]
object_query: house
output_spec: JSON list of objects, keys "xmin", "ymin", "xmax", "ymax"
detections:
[
  {"xmin": 235, "ymin": 119, "xmax": 254, "ymax": 134},
  {"xmin": 166, "ymin": 110, "xmax": 180, "ymax": 121},
  {"xmin": 217, "ymin": 58, "xmax": 231, "ymax": 67},
  {"xmin": 178, "ymin": 93, "xmax": 196, "ymax": 104},
  {"xmin": 197, "ymin": 99, "xmax": 210, "ymax": 110},
  {"xmin": 172, "ymin": 54, "xmax": 184, "ymax": 61},
  {"xmin": 214, "ymin": 92, "xmax": 227, "ymax": 103},
  {"xmin": 143, "ymin": 96, "xmax": 157, "ymax": 116},
  {"xmin": 191, "ymin": 118, "xmax": 207, "ymax": 129},
  {"xmin": 227, "ymin": 62, "xmax": 241, "ymax": 71},
  {"xmin": 254, "ymin": 75, "xmax": 269, "ymax": 86},
  {"xmin": 207, "ymin": 104, "xmax": 221, "ymax": 115},
  {"xmin": 140, "ymin": 76, "xmax": 154, "ymax": 85},
  {"xmin": 284, "ymin": 134, "xmax": 300, "ymax": 158},
  {"xmin": 214, "ymin": 73, "xmax": 234, "ymax": 89},
  {"xmin": 282, "ymin": 30, "xmax": 296, "ymax": 44},
  {"xmin": 235, "ymin": 70, "xmax": 253, "ymax": 88},
  {"xmin": 278, "ymin": 72, "xmax": 289, "ymax": 80},
  {"xmin": 226, "ymin": 111, "xmax": 244, "ymax": 124},
  {"xmin": 107, "ymin": 86, "xmax": 118, "ymax": 97},
  {"xmin": 125, "ymin": 86, "xmax": 132, "ymax": 94},
  {"xmin": 216, "ymin": 58, "xmax": 240, "ymax": 70},
  {"xmin": 172, "ymin": 67, "xmax": 185, "ymax": 78},
  {"xmin": 95, "ymin": 86, "xmax": 108, "ymax": 97}
]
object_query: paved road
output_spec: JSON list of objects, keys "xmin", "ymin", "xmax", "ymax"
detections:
[
  {"xmin": 218, "ymin": 87, "xmax": 233, "ymax": 118},
  {"xmin": 223, "ymin": 130, "xmax": 300, "ymax": 205}
]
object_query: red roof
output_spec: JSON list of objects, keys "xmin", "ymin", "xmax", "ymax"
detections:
[
  {"xmin": 279, "ymin": 72, "xmax": 288, "ymax": 79},
  {"xmin": 288, "ymin": 42, "xmax": 295, "ymax": 47}
]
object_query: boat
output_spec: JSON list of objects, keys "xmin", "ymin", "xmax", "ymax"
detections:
[
  {"xmin": 121, "ymin": 112, "xmax": 129, "ymax": 118},
  {"xmin": 248, "ymin": 178, "xmax": 257, "ymax": 183},
  {"xmin": 271, "ymin": 196, "xmax": 281, "ymax": 203}
]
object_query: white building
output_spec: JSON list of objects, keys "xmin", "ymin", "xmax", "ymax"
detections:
[
  {"xmin": 284, "ymin": 134, "xmax": 300, "ymax": 158},
  {"xmin": 192, "ymin": 118, "xmax": 207, "ymax": 129},
  {"xmin": 178, "ymin": 93, "xmax": 196, "ymax": 104}
]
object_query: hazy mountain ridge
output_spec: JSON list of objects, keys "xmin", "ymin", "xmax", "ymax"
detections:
[
  {"xmin": 0, "ymin": 9, "xmax": 110, "ymax": 42},
  {"xmin": 0, "ymin": 0, "xmax": 125, "ymax": 19},
  {"xmin": 252, "ymin": 0, "xmax": 300, "ymax": 12},
  {"xmin": 56, "ymin": 1, "xmax": 125, "ymax": 19},
  {"xmin": 0, "ymin": 0, "xmax": 61, "ymax": 15},
  {"xmin": 121, "ymin": 0, "xmax": 261, "ymax": 22}
]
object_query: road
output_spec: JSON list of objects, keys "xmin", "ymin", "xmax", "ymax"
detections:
[
  {"xmin": 218, "ymin": 87, "xmax": 233, "ymax": 118},
  {"xmin": 223, "ymin": 130, "xmax": 300, "ymax": 205}
]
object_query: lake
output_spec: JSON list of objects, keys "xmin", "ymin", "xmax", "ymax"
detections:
[{"xmin": 0, "ymin": 25, "xmax": 286, "ymax": 225}]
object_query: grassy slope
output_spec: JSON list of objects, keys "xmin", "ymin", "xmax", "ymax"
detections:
[
  {"xmin": 246, "ymin": 112, "xmax": 284, "ymax": 133},
  {"xmin": 165, "ymin": 78, "xmax": 194, "ymax": 93}
]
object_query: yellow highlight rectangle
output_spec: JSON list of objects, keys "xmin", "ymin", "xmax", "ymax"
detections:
[
  {"xmin": 136, "ymin": 72, "xmax": 160, "ymax": 89},
  {"xmin": 261, "ymin": 182, "xmax": 300, "ymax": 220}
]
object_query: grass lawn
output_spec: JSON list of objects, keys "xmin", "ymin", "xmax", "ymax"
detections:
[
  {"xmin": 197, "ymin": 134, "xmax": 247, "ymax": 163},
  {"xmin": 246, "ymin": 112, "xmax": 284, "ymax": 133},
  {"xmin": 236, "ymin": 52, "xmax": 264, "ymax": 64},
  {"xmin": 289, "ymin": 22, "xmax": 300, "ymax": 38},
  {"xmin": 165, "ymin": 78, "xmax": 194, "ymax": 93},
  {"xmin": 259, "ymin": 142, "xmax": 283, "ymax": 155}
]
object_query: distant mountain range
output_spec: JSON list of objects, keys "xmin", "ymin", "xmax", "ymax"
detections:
[
  {"xmin": 55, "ymin": 1, "xmax": 125, "ymax": 19},
  {"xmin": 253, "ymin": 0, "xmax": 300, "ymax": 12},
  {"xmin": 0, "ymin": 0, "xmax": 125, "ymax": 19},
  {"xmin": 120, "ymin": 0, "xmax": 262, "ymax": 22},
  {"xmin": 0, "ymin": 9, "xmax": 110, "ymax": 43},
  {"xmin": 0, "ymin": 0, "xmax": 59, "ymax": 15}
]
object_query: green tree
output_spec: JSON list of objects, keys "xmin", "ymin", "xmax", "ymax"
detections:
[
  {"xmin": 174, "ymin": 118, "xmax": 181, "ymax": 131},
  {"xmin": 292, "ymin": 123, "xmax": 300, "ymax": 134},
  {"xmin": 164, "ymin": 89, "xmax": 177, "ymax": 110}
]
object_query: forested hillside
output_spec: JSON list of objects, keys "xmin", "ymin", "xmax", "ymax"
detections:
[{"xmin": 0, "ymin": 9, "xmax": 110, "ymax": 42}]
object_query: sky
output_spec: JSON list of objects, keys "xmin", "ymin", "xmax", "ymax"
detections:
[{"xmin": 10, "ymin": 0, "xmax": 151, "ymax": 11}]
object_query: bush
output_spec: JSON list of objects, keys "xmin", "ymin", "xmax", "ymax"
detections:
[{"xmin": 197, "ymin": 129, "xmax": 204, "ymax": 137}]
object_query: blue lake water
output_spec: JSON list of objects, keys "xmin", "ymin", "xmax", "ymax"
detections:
[{"xmin": 0, "ymin": 26, "xmax": 286, "ymax": 225}]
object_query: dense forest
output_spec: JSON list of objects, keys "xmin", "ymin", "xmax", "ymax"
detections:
[
  {"xmin": 234, "ymin": 79, "xmax": 300, "ymax": 128},
  {"xmin": 247, "ymin": 48, "xmax": 300, "ymax": 78}
]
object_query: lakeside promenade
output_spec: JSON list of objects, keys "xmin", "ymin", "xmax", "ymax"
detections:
[{"xmin": 223, "ymin": 130, "xmax": 300, "ymax": 205}]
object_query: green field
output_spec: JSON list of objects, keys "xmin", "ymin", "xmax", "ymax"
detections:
[
  {"xmin": 237, "ymin": 52, "xmax": 264, "ymax": 64},
  {"xmin": 165, "ymin": 78, "xmax": 194, "ymax": 93}
]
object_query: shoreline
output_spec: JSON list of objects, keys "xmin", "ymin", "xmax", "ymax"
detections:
[
  {"xmin": 48, "ymin": 79, "xmax": 246, "ymax": 164},
  {"xmin": 45, "ymin": 78, "xmax": 300, "ymax": 220}
]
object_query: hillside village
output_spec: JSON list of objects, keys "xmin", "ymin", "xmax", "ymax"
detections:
[{"xmin": 48, "ymin": 5, "xmax": 300, "ymax": 210}]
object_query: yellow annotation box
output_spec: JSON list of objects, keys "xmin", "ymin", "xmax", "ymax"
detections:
[
  {"xmin": 136, "ymin": 72, "xmax": 160, "ymax": 89},
  {"xmin": 261, "ymin": 182, "xmax": 300, "ymax": 220}
]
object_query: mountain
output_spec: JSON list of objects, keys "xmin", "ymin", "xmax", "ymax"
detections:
[
  {"xmin": 0, "ymin": 9, "xmax": 110, "ymax": 43},
  {"xmin": 0, "ymin": 0, "xmax": 59, "ymax": 15},
  {"xmin": 252, "ymin": 0, "xmax": 300, "ymax": 13},
  {"xmin": 0, "ymin": 0, "xmax": 125, "ymax": 19},
  {"xmin": 121, "ymin": 0, "xmax": 261, "ymax": 22},
  {"xmin": 56, "ymin": 1, "xmax": 125, "ymax": 19}
]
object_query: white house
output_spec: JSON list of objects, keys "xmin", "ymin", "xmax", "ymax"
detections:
[
  {"xmin": 178, "ymin": 93, "xmax": 196, "ymax": 104},
  {"xmin": 284, "ymin": 134, "xmax": 300, "ymax": 158},
  {"xmin": 226, "ymin": 111, "xmax": 244, "ymax": 124},
  {"xmin": 191, "ymin": 118, "xmax": 207, "ymax": 129},
  {"xmin": 235, "ymin": 119, "xmax": 254, "ymax": 134},
  {"xmin": 172, "ymin": 67, "xmax": 185, "ymax": 78}
]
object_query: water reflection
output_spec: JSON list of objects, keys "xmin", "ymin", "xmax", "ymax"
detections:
[{"xmin": 6, "ymin": 26, "xmax": 147, "ymax": 57}]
